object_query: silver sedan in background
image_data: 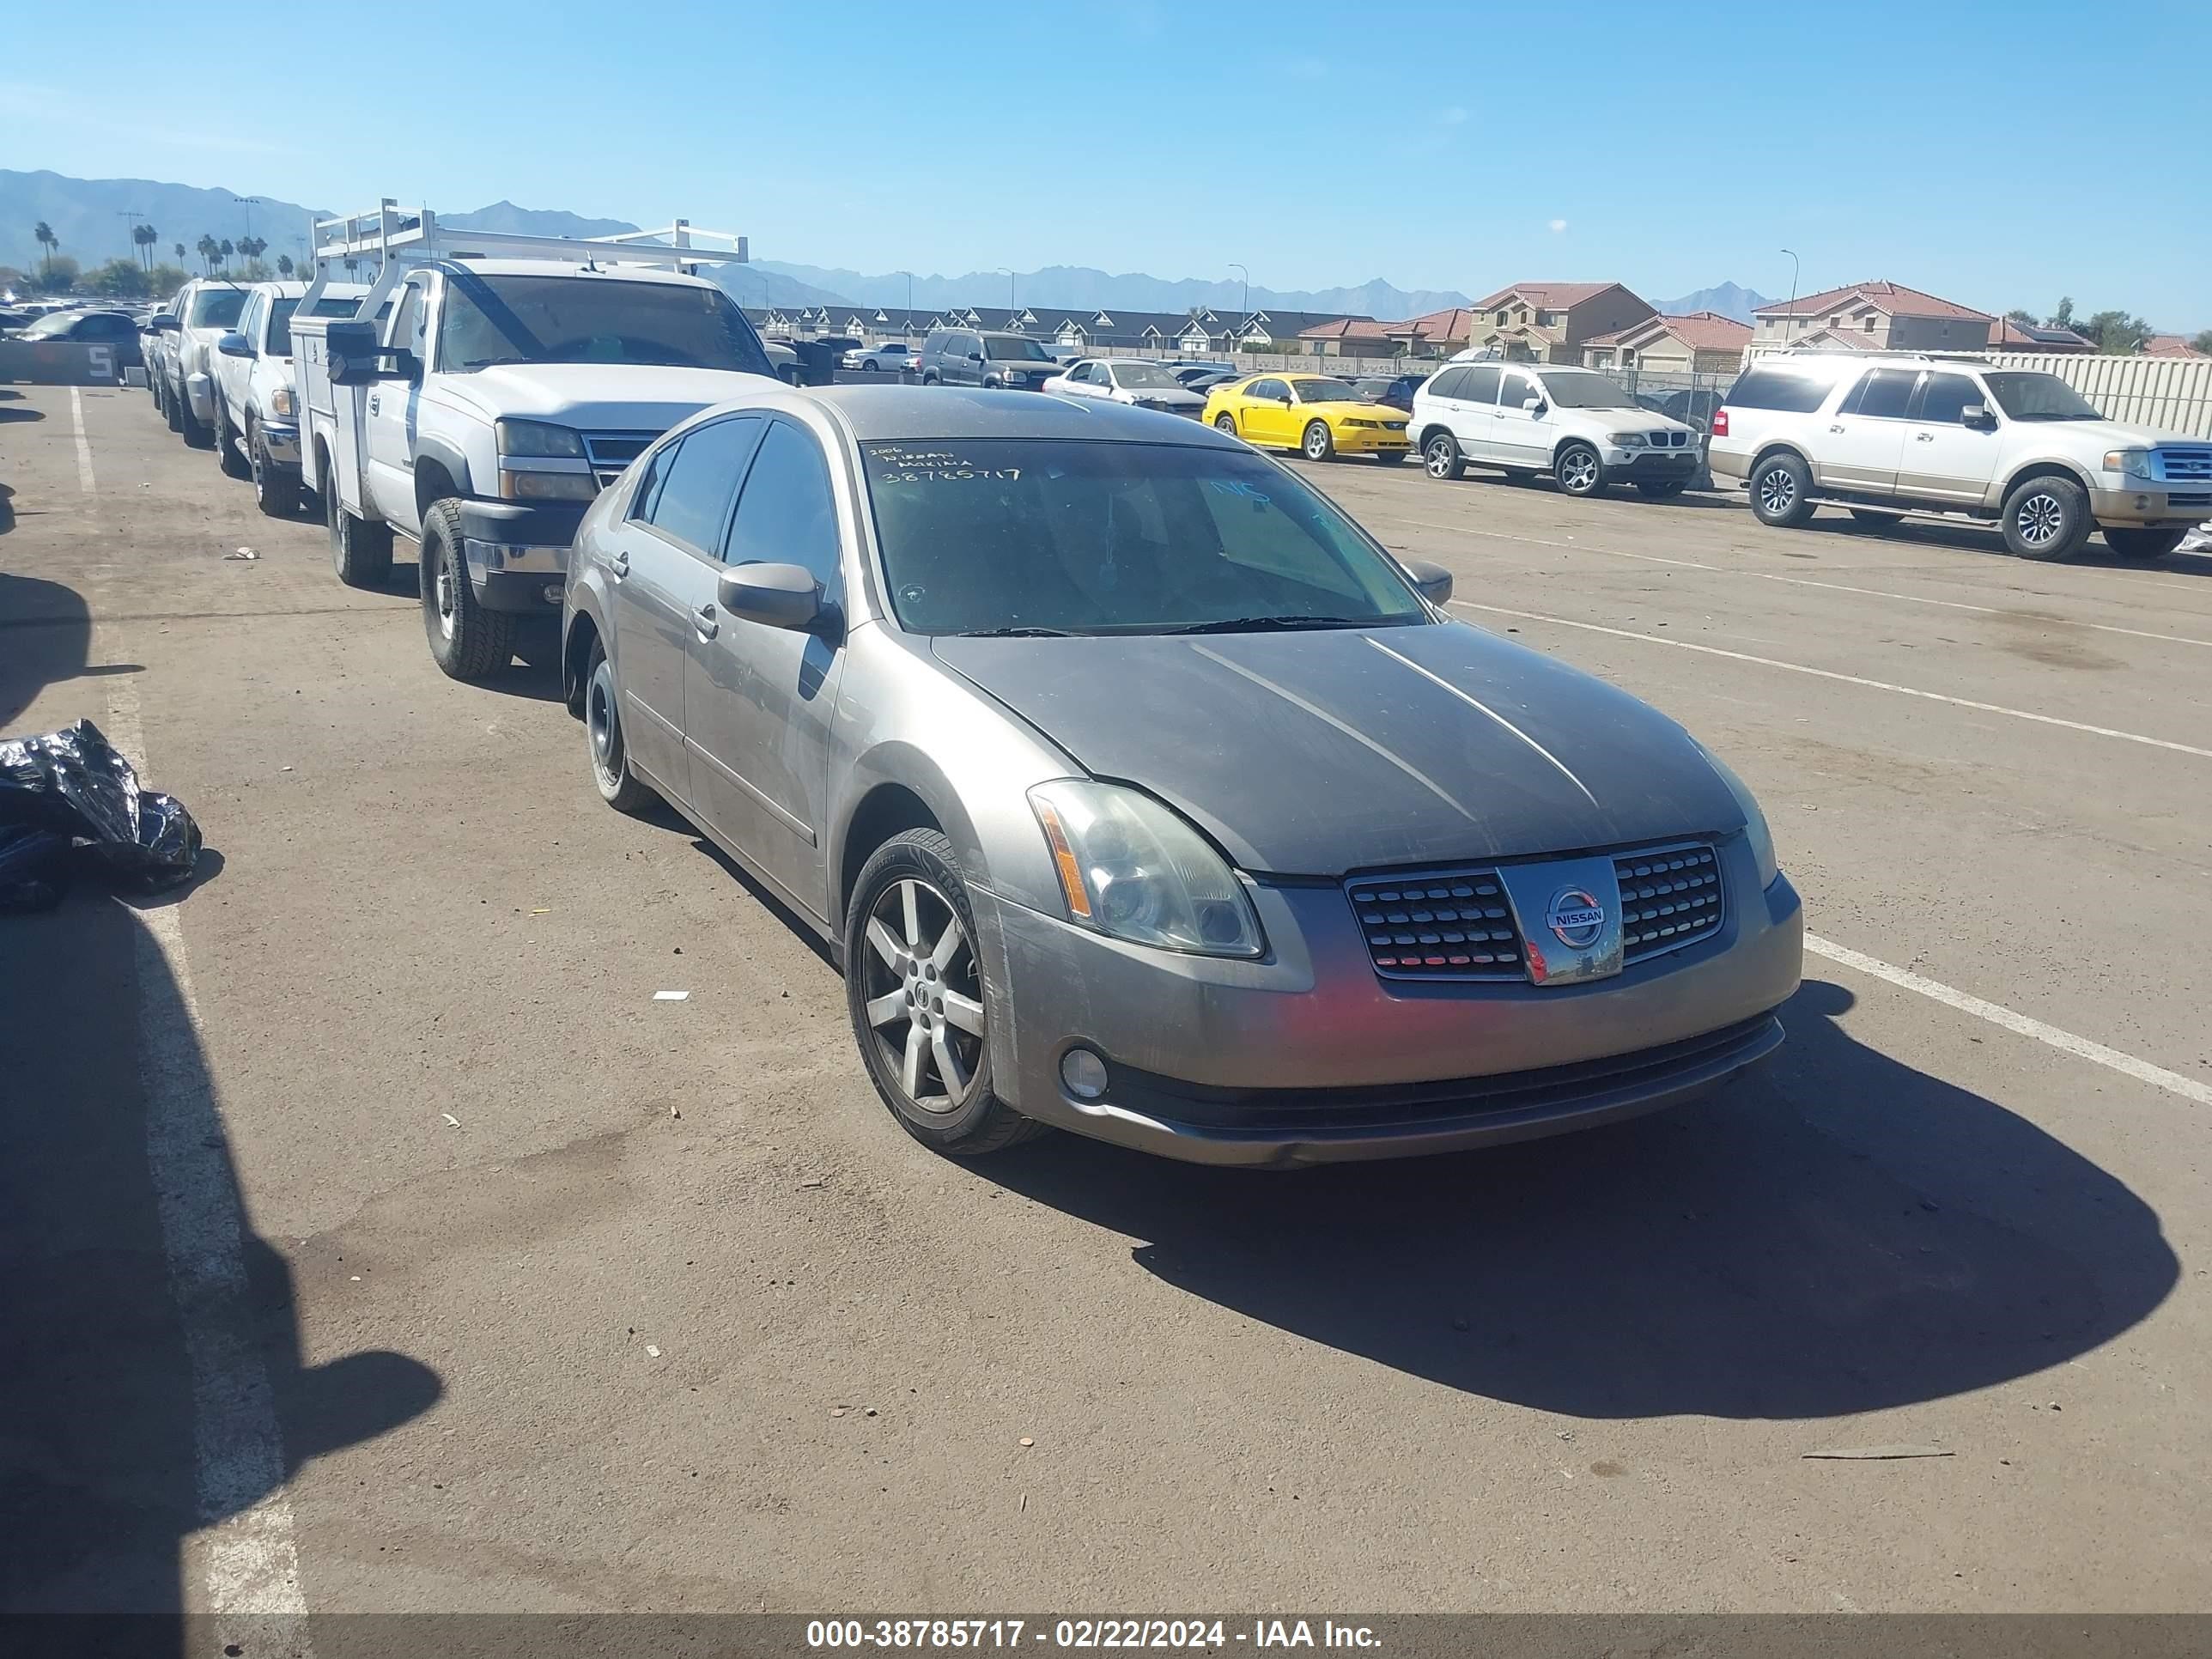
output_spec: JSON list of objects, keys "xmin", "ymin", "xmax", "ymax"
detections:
[{"xmin": 560, "ymin": 387, "xmax": 1802, "ymax": 1165}]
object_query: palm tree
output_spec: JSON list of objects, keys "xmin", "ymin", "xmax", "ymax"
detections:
[
  {"xmin": 276, "ymin": 253, "xmax": 294, "ymax": 278},
  {"xmin": 173, "ymin": 241, "xmax": 185, "ymax": 264},
  {"xmin": 218, "ymin": 238, "xmax": 234, "ymax": 269},
  {"xmin": 197, "ymin": 234, "xmax": 218, "ymax": 273},
  {"xmin": 239, "ymin": 234, "xmax": 267, "ymax": 263},
  {"xmin": 33, "ymin": 220, "xmax": 57, "ymax": 277},
  {"xmin": 133, "ymin": 222, "xmax": 159, "ymax": 271}
]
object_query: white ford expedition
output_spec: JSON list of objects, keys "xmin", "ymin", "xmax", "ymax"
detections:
[
  {"xmin": 293, "ymin": 205, "xmax": 770, "ymax": 680},
  {"xmin": 1709, "ymin": 351, "xmax": 2212, "ymax": 561}
]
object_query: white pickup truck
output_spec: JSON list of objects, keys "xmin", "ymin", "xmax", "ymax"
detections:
[
  {"xmin": 290, "ymin": 204, "xmax": 770, "ymax": 680},
  {"xmin": 143, "ymin": 278, "xmax": 247, "ymax": 448},
  {"xmin": 210, "ymin": 280, "xmax": 368, "ymax": 516}
]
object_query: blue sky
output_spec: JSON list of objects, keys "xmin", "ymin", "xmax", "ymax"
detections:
[{"xmin": 4, "ymin": 0, "xmax": 2208, "ymax": 326}]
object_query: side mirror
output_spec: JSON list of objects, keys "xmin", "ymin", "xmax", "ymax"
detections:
[
  {"xmin": 1402, "ymin": 557, "xmax": 1455, "ymax": 607},
  {"xmin": 145, "ymin": 313, "xmax": 181, "ymax": 334},
  {"xmin": 718, "ymin": 562, "xmax": 823, "ymax": 631},
  {"xmin": 1961, "ymin": 403, "xmax": 1995, "ymax": 428},
  {"xmin": 216, "ymin": 331, "xmax": 253, "ymax": 358},
  {"xmin": 1522, "ymin": 396, "xmax": 1545, "ymax": 415},
  {"xmin": 967, "ymin": 350, "xmax": 985, "ymax": 362},
  {"xmin": 325, "ymin": 319, "xmax": 385, "ymax": 387}
]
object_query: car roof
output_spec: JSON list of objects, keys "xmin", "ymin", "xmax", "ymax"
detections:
[{"xmin": 793, "ymin": 385, "xmax": 1249, "ymax": 447}]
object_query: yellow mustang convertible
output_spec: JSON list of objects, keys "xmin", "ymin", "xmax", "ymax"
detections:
[{"xmin": 1201, "ymin": 373, "xmax": 1413, "ymax": 463}]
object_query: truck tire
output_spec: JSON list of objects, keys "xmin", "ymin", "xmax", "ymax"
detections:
[
  {"xmin": 420, "ymin": 497, "xmax": 514, "ymax": 681},
  {"xmin": 2002, "ymin": 474, "xmax": 2091, "ymax": 562},
  {"xmin": 2102, "ymin": 526, "xmax": 2186, "ymax": 560},
  {"xmin": 1750, "ymin": 451, "xmax": 1816, "ymax": 527},
  {"xmin": 178, "ymin": 389, "xmax": 213, "ymax": 449},
  {"xmin": 250, "ymin": 417, "xmax": 303, "ymax": 518},
  {"xmin": 326, "ymin": 471, "xmax": 392, "ymax": 587},
  {"xmin": 216, "ymin": 403, "xmax": 251, "ymax": 480},
  {"xmin": 162, "ymin": 378, "xmax": 184, "ymax": 433}
]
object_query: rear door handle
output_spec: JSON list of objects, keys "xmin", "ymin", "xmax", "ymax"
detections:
[
  {"xmin": 368, "ymin": 394, "xmax": 380, "ymax": 416},
  {"xmin": 1828, "ymin": 423, "xmax": 1844, "ymax": 432},
  {"xmin": 695, "ymin": 603, "xmax": 718, "ymax": 640},
  {"xmin": 1916, "ymin": 432, "xmax": 1936, "ymax": 442},
  {"xmin": 610, "ymin": 550, "xmax": 629, "ymax": 580}
]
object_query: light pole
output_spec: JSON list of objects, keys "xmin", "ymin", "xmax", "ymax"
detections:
[
  {"xmin": 1780, "ymin": 248, "xmax": 1801, "ymax": 346},
  {"xmin": 235, "ymin": 196, "xmax": 261, "ymax": 242},
  {"xmin": 1229, "ymin": 262, "xmax": 1249, "ymax": 323},
  {"xmin": 116, "ymin": 210, "xmax": 143, "ymax": 265},
  {"xmin": 996, "ymin": 267, "xmax": 1015, "ymax": 319}
]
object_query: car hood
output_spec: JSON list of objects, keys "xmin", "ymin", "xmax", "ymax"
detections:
[
  {"xmin": 440, "ymin": 362, "xmax": 777, "ymax": 426},
  {"xmin": 1122, "ymin": 386, "xmax": 1207, "ymax": 407},
  {"xmin": 2018, "ymin": 418, "xmax": 2200, "ymax": 451},
  {"xmin": 932, "ymin": 622, "xmax": 1741, "ymax": 875}
]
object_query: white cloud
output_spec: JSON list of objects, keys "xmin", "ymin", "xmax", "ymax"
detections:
[{"xmin": 1548, "ymin": 218, "xmax": 1569, "ymax": 233}]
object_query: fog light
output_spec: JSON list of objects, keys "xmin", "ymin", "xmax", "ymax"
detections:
[
  {"xmin": 1060, "ymin": 1048, "xmax": 1109, "ymax": 1100},
  {"xmin": 542, "ymin": 583, "xmax": 564, "ymax": 605}
]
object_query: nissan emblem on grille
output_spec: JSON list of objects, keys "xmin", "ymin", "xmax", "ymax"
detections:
[{"xmin": 1546, "ymin": 887, "xmax": 1607, "ymax": 948}]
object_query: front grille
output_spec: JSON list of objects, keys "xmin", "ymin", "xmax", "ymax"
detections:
[
  {"xmin": 2160, "ymin": 447, "xmax": 2212, "ymax": 482},
  {"xmin": 1345, "ymin": 870, "xmax": 1522, "ymax": 981},
  {"xmin": 1644, "ymin": 429, "xmax": 1687, "ymax": 448},
  {"xmin": 2166, "ymin": 491, "xmax": 2211, "ymax": 508},
  {"xmin": 583, "ymin": 429, "xmax": 659, "ymax": 492},
  {"xmin": 1383, "ymin": 421, "xmax": 1407, "ymax": 432},
  {"xmin": 1614, "ymin": 843, "xmax": 1723, "ymax": 962}
]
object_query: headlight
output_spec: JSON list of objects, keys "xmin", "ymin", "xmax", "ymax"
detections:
[
  {"xmin": 1697, "ymin": 744, "xmax": 1778, "ymax": 889},
  {"xmin": 1344, "ymin": 418, "xmax": 1379, "ymax": 429},
  {"xmin": 1607, "ymin": 431, "xmax": 1648, "ymax": 447},
  {"xmin": 501, "ymin": 471, "xmax": 599, "ymax": 501},
  {"xmin": 2102, "ymin": 448, "xmax": 2154, "ymax": 479},
  {"xmin": 269, "ymin": 384, "xmax": 295, "ymax": 418},
  {"xmin": 496, "ymin": 418, "xmax": 586, "ymax": 459},
  {"xmin": 1029, "ymin": 780, "xmax": 1264, "ymax": 957}
]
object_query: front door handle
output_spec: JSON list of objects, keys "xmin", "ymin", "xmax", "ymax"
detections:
[
  {"xmin": 1828, "ymin": 422, "xmax": 1844, "ymax": 432},
  {"xmin": 1916, "ymin": 432, "xmax": 1936, "ymax": 442},
  {"xmin": 610, "ymin": 550, "xmax": 629, "ymax": 580},
  {"xmin": 695, "ymin": 603, "xmax": 718, "ymax": 640}
]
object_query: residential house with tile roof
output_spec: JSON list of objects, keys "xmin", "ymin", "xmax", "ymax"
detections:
[
  {"xmin": 1465, "ymin": 283, "xmax": 1658, "ymax": 362},
  {"xmin": 1581, "ymin": 310, "xmax": 1753, "ymax": 374},
  {"xmin": 1752, "ymin": 280, "xmax": 1993, "ymax": 352},
  {"xmin": 2139, "ymin": 333, "xmax": 2209, "ymax": 359},
  {"xmin": 1988, "ymin": 317, "xmax": 2095, "ymax": 353}
]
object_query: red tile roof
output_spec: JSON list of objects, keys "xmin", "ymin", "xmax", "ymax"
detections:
[
  {"xmin": 1754, "ymin": 280, "xmax": 1991, "ymax": 323},
  {"xmin": 2141, "ymin": 333, "xmax": 2209, "ymax": 358},
  {"xmin": 1297, "ymin": 317, "xmax": 1392, "ymax": 340},
  {"xmin": 1587, "ymin": 311, "xmax": 1752, "ymax": 350},
  {"xmin": 1469, "ymin": 281, "xmax": 1620, "ymax": 311},
  {"xmin": 1390, "ymin": 307, "xmax": 1478, "ymax": 340}
]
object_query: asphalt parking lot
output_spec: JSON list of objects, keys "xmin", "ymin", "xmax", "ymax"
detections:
[{"xmin": 3, "ymin": 382, "xmax": 2209, "ymax": 1615}]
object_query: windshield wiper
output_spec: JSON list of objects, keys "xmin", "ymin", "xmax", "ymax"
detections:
[
  {"xmin": 958, "ymin": 625, "xmax": 1074, "ymax": 638},
  {"xmin": 1163, "ymin": 615, "xmax": 1370, "ymax": 635}
]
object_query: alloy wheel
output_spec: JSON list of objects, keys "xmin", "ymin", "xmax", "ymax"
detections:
[
  {"xmin": 1757, "ymin": 465, "xmax": 1796, "ymax": 516},
  {"xmin": 1304, "ymin": 424, "xmax": 1328, "ymax": 460},
  {"xmin": 858, "ymin": 877, "xmax": 987, "ymax": 1116},
  {"xmin": 2015, "ymin": 492, "xmax": 2063, "ymax": 548},
  {"xmin": 1425, "ymin": 438, "xmax": 1455, "ymax": 477},
  {"xmin": 1559, "ymin": 449, "xmax": 1600, "ymax": 493}
]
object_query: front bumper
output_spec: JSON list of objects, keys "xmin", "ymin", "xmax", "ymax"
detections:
[
  {"xmin": 258, "ymin": 419, "xmax": 301, "ymax": 466},
  {"xmin": 1330, "ymin": 425, "xmax": 1412, "ymax": 455},
  {"xmin": 458, "ymin": 498, "xmax": 586, "ymax": 612},
  {"xmin": 2087, "ymin": 484, "xmax": 2211, "ymax": 528},
  {"xmin": 1602, "ymin": 447, "xmax": 1700, "ymax": 479},
  {"xmin": 975, "ymin": 843, "xmax": 1802, "ymax": 1166}
]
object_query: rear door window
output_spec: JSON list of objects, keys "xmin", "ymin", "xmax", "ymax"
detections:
[
  {"xmin": 1840, "ymin": 368, "xmax": 1922, "ymax": 420},
  {"xmin": 1724, "ymin": 368, "xmax": 1832, "ymax": 413},
  {"xmin": 641, "ymin": 416, "xmax": 764, "ymax": 555},
  {"xmin": 1462, "ymin": 365, "xmax": 1501, "ymax": 404}
]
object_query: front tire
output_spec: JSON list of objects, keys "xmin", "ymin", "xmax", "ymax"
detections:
[
  {"xmin": 2103, "ymin": 526, "xmax": 2186, "ymax": 561},
  {"xmin": 162, "ymin": 378, "xmax": 184, "ymax": 433},
  {"xmin": 420, "ymin": 497, "xmax": 515, "ymax": 680},
  {"xmin": 2002, "ymin": 475, "xmax": 2091, "ymax": 562},
  {"xmin": 1554, "ymin": 441, "xmax": 1605, "ymax": 498},
  {"xmin": 1750, "ymin": 452, "xmax": 1816, "ymax": 527},
  {"xmin": 178, "ymin": 390, "xmax": 213, "ymax": 449},
  {"xmin": 216, "ymin": 404, "xmax": 251, "ymax": 479},
  {"xmin": 845, "ymin": 830, "xmax": 1042, "ymax": 1157},
  {"xmin": 1301, "ymin": 420, "xmax": 1334, "ymax": 462},
  {"xmin": 583, "ymin": 644, "xmax": 655, "ymax": 813},
  {"xmin": 249, "ymin": 418, "xmax": 302, "ymax": 517}
]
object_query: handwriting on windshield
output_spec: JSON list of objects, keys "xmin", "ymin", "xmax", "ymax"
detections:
[{"xmin": 868, "ymin": 447, "xmax": 1021, "ymax": 484}]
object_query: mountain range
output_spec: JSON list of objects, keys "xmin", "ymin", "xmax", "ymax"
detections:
[{"xmin": 3, "ymin": 168, "xmax": 1772, "ymax": 325}]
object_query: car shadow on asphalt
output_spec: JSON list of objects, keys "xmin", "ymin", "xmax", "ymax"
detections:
[
  {"xmin": 0, "ymin": 884, "xmax": 443, "ymax": 1617},
  {"xmin": 1796, "ymin": 511, "xmax": 2212, "ymax": 575},
  {"xmin": 981, "ymin": 978, "xmax": 2178, "ymax": 1420}
]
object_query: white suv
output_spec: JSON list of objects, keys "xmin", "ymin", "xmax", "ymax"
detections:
[
  {"xmin": 1708, "ymin": 352, "xmax": 2212, "ymax": 562},
  {"xmin": 1411, "ymin": 362, "xmax": 1702, "ymax": 500}
]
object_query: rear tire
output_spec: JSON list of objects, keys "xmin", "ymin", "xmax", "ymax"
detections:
[
  {"xmin": 2002, "ymin": 475, "xmax": 2091, "ymax": 562},
  {"xmin": 250, "ymin": 418, "xmax": 302, "ymax": 517},
  {"xmin": 583, "ymin": 643, "xmax": 656, "ymax": 813},
  {"xmin": 1750, "ymin": 451, "xmax": 1817, "ymax": 527},
  {"xmin": 1213, "ymin": 411, "xmax": 1237, "ymax": 434},
  {"xmin": 1302, "ymin": 420, "xmax": 1334, "ymax": 462},
  {"xmin": 1554, "ymin": 441, "xmax": 1605, "ymax": 498},
  {"xmin": 844, "ymin": 830, "xmax": 1044, "ymax": 1158},
  {"xmin": 325, "ymin": 467, "xmax": 393, "ymax": 587},
  {"xmin": 216, "ymin": 404, "xmax": 251, "ymax": 480},
  {"xmin": 2102, "ymin": 526, "xmax": 2186, "ymax": 561},
  {"xmin": 420, "ymin": 497, "xmax": 515, "ymax": 680},
  {"xmin": 1423, "ymin": 432, "xmax": 1464, "ymax": 480}
]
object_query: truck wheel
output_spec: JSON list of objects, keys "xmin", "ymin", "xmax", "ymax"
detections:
[
  {"xmin": 584, "ymin": 643, "xmax": 656, "ymax": 813},
  {"xmin": 2102, "ymin": 526, "xmax": 2186, "ymax": 560},
  {"xmin": 420, "ymin": 498, "xmax": 515, "ymax": 681},
  {"xmin": 2002, "ymin": 475, "xmax": 2091, "ymax": 562},
  {"xmin": 178, "ymin": 391, "xmax": 213, "ymax": 450},
  {"xmin": 250, "ymin": 418, "xmax": 303, "ymax": 518},
  {"xmin": 326, "ymin": 471, "xmax": 392, "ymax": 587},
  {"xmin": 844, "ymin": 829, "xmax": 1045, "ymax": 1158},
  {"xmin": 162, "ymin": 379, "xmax": 184, "ymax": 434},
  {"xmin": 1424, "ymin": 433, "xmax": 1465, "ymax": 480},
  {"xmin": 1750, "ymin": 452, "xmax": 1816, "ymax": 527},
  {"xmin": 216, "ymin": 404, "xmax": 251, "ymax": 480},
  {"xmin": 1554, "ymin": 441, "xmax": 1605, "ymax": 497}
]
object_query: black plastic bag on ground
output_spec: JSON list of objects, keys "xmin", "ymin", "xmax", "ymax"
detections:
[{"xmin": 0, "ymin": 719, "xmax": 201, "ymax": 900}]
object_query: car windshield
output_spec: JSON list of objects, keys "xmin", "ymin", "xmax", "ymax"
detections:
[
  {"xmin": 1534, "ymin": 369, "xmax": 1638, "ymax": 410},
  {"xmin": 1114, "ymin": 362, "xmax": 1182, "ymax": 389},
  {"xmin": 1983, "ymin": 372, "xmax": 2104, "ymax": 422},
  {"xmin": 437, "ymin": 272, "xmax": 775, "ymax": 374},
  {"xmin": 19, "ymin": 310, "xmax": 90, "ymax": 338},
  {"xmin": 187, "ymin": 289, "xmax": 246, "ymax": 328},
  {"xmin": 1291, "ymin": 377, "xmax": 1359, "ymax": 403},
  {"xmin": 984, "ymin": 335, "xmax": 1054, "ymax": 362},
  {"xmin": 860, "ymin": 439, "xmax": 1429, "ymax": 637}
]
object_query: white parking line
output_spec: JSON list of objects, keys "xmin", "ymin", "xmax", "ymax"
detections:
[
  {"xmin": 106, "ymin": 676, "xmax": 314, "ymax": 1629},
  {"xmin": 1447, "ymin": 599, "xmax": 2212, "ymax": 761},
  {"xmin": 70, "ymin": 386, "xmax": 96, "ymax": 493},
  {"xmin": 1388, "ymin": 516, "xmax": 2212, "ymax": 652},
  {"xmin": 1806, "ymin": 933, "xmax": 2212, "ymax": 1109}
]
